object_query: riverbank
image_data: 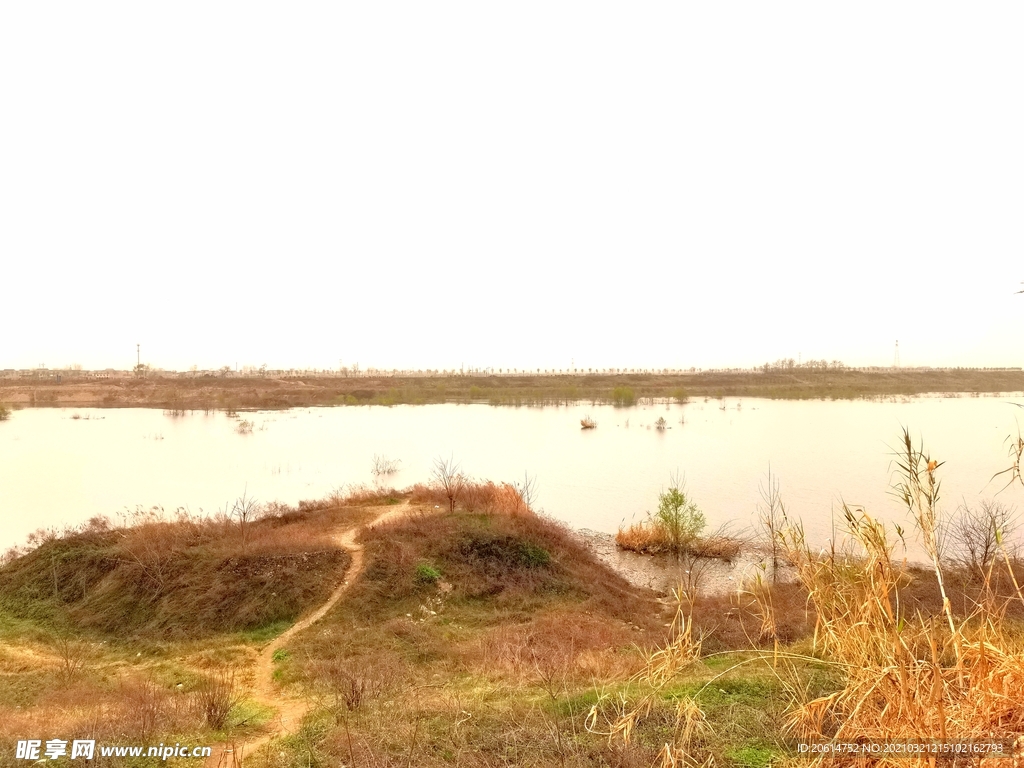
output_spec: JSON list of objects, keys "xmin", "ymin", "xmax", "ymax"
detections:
[
  {"xmin": 3, "ymin": 481, "xmax": 1023, "ymax": 765},
  {"xmin": 2, "ymin": 367, "xmax": 1023, "ymax": 410}
]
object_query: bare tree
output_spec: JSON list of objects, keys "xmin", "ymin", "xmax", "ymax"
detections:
[
  {"xmin": 53, "ymin": 633, "xmax": 86, "ymax": 687},
  {"xmin": 756, "ymin": 467, "xmax": 786, "ymax": 583},
  {"xmin": 514, "ymin": 471, "xmax": 538, "ymax": 513},
  {"xmin": 947, "ymin": 499, "xmax": 1018, "ymax": 581},
  {"xmin": 231, "ymin": 490, "xmax": 261, "ymax": 551},
  {"xmin": 432, "ymin": 455, "xmax": 467, "ymax": 514}
]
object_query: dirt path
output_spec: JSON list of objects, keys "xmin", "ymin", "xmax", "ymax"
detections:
[{"xmin": 206, "ymin": 503, "xmax": 408, "ymax": 767}]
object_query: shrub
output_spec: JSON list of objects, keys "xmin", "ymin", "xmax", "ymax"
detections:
[
  {"xmin": 616, "ymin": 478, "xmax": 708, "ymax": 558},
  {"xmin": 0, "ymin": 405, "xmax": 11, "ymax": 421},
  {"xmin": 655, "ymin": 482, "xmax": 705, "ymax": 555},
  {"xmin": 458, "ymin": 535, "xmax": 551, "ymax": 569},
  {"xmin": 946, "ymin": 498, "xmax": 1017, "ymax": 580},
  {"xmin": 611, "ymin": 386, "xmax": 636, "ymax": 407},
  {"xmin": 194, "ymin": 670, "xmax": 240, "ymax": 730},
  {"xmin": 415, "ymin": 562, "xmax": 442, "ymax": 584}
]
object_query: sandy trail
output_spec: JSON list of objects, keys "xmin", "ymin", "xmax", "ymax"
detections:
[{"xmin": 206, "ymin": 503, "xmax": 407, "ymax": 767}]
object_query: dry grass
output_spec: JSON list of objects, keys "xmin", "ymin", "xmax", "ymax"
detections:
[
  {"xmin": 195, "ymin": 669, "xmax": 242, "ymax": 729},
  {"xmin": 9, "ymin": 445, "xmax": 1024, "ymax": 766},
  {"xmin": 269, "ymin": 484, "xmax": 671, "ymax": 767},
  {"xmin": 409, "ymin": 478, "xmax": 535, "ymax": 516},
  {"xmin": 773, "ymin": 494, "xmax": 1024, "ymax": 763},
  {"xmin": 589, "ymin": 431, "xmax": 1024, "ymax": 767},
  {"xmin": 0, "ymin": 491, "xmax": 391, "ymax": 638},
  {"xmin": 0, "ymin": 487, "xmax": 396, "ymax": 755},
  {"xmin": 616, "ymin": 522, "xmax": 742, "ymax": 562},
  {"xmin": 0, "ymin": 671, "xmax": 220, "ymax": 757}
]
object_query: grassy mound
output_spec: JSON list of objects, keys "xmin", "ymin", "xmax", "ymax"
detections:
[
  {"xmin": 269, "ymin": 493, "xmax": 676, "ymax": 766},
  {"xmin": 353, "ymin": 508, "xmax": 652, "ymax": 621},
  {"xmin": 0, "ymin": 503, "xmax": 360, "ymax": 639}
]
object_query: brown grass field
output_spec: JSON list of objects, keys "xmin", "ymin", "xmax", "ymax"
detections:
[
  {"xmin": 2, "ymin": 449, "xmax": 1024, "ymax": 766},
  {"xmin": 2, "ymin": 368, "xmax": 1023, "ymax": 411}
]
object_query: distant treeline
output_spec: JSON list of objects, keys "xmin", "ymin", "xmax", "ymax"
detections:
[{"xmin": 2, "ymin": 368, "xmax": 1023, "ymax": 410}]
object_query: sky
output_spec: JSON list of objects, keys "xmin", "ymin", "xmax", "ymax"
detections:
[{"xmin": 2, "ymin": 3, "xmax": 1022, "ymax": 373}]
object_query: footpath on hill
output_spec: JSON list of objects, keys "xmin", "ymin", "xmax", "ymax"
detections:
[{"xmin": 205, "ymin": 502, "xmax": 410, "ymax": 768}]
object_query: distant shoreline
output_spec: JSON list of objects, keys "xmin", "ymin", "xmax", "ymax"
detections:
[{"xmin": 2, "ymin": 368, "xmax": 1023, "ymax": 410}]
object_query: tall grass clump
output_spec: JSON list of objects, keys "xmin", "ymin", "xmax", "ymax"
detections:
[
  {"xmin": 779, "ymin": 429, "xmax": 1024, "ymax": 755},
  {"xmin": 0, "ymin": 404, "xmax": 10, "ymax": 421},
  {"xmin": 586, "ymin": 588, "xmax": 711, "ymax": 766},
  {"xmin": 601, "ymin": 432, "xmax": 1024, "ymax": 766}
]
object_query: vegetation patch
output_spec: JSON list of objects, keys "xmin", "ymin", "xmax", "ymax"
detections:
[
  {"xmin": 611, "ymin": 385, "xmax": 637, "ymax": 406},
  {"xmin": 415, "ymin": 562, "xmax": 442, "ymax": 584},
  {"xmin": 6, "ymin": 369, "xmax": 1024, "ymax": 411},
  {"xmin": 4, "ymin": 439, "xmax": 1024, "ymax": 766},
  {"xmin": 0, "ymin": 501, "xmax": 363, "ymax": 639}
]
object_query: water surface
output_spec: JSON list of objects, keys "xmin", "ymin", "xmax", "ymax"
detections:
[{"xmin": 2, "ymin": 396, "xmax": 1023, "ymax": 557}]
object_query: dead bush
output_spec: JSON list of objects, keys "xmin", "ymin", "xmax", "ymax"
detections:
[
  {"xmin": 946, "ymin": 498, "xmax": 1018, "ymax": 581},
  {"xmin": 312, "ymin": 656, "xmax": 401, "ymax": 718},
  {"xmin": 119, "ymin": 678, "xmax": 169, "ymax": 740},
  {"xmin": 193, "ymin": 670, "xmax": 240, "ymax": 730},
  {"xmin": 53, "ymin": 634, "xmax": 87, "ymax": 687}
]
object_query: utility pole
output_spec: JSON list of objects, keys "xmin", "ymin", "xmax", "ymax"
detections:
[
  {"xmin": 137, "ymin": 343, "xmax": 140, "ymax": 369},
  {"xmin": 894, "ymin": 340, "xmax": 900, "ymax": 368}
]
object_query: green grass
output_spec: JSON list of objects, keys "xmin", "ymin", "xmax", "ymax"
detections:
[
  {"xmin": 663, "ymin": 675, "xmax": 781, "ymax": 709},
  {"xmin": 415, "ymin": 562, "xmax": 442, "ymax": 584},
  {"xmin": 547, "ymin": 687, "xmax": 607, "ymax": 717},
  {"xmin": 226, "ymin": 698, "xmax": 276, "ymax": 729},
  {"xmin": 726, "ymin": 743, "xmax": 779, "ymax": 768},
  {"xmin": 240, "ymin": 619, "xmax": 294, "ymax": 643}
]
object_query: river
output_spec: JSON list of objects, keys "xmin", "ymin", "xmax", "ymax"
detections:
[{"xmin": 2, "ymin": 394, "xmax": 1023, "ymax": 557}]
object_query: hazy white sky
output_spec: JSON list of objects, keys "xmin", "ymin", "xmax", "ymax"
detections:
[{"xmin": 2, "ymin": 3, "xmax": 1021, "ymax": 373}]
